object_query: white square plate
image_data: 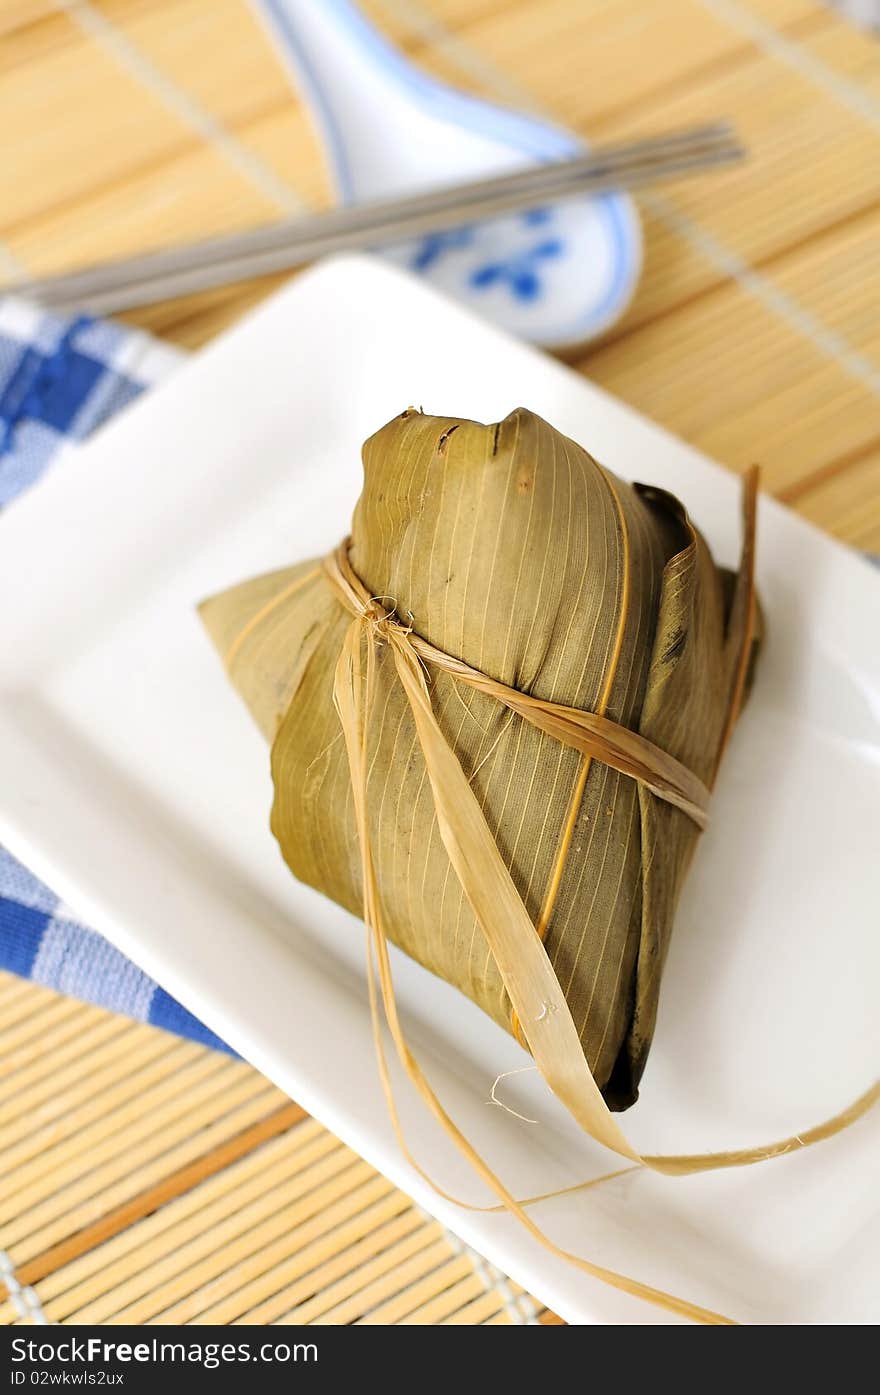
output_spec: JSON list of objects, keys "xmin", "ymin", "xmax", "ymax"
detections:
[{"xmin": 1, "ymin": 256, "xmax": 877, "ymax": 1325}]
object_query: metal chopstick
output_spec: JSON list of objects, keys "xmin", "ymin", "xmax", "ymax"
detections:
[{"xmin": 19, "ymin": 123, "xmax": 744, "ymax": 315}]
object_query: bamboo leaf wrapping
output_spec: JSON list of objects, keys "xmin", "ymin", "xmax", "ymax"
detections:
[{"xmin": 200, "ymin": 408, "xmax": 758, "ymax": 1109}]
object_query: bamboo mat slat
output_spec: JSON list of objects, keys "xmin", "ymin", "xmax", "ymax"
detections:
[
  {"xmin": 34, "ymin": 1121, "xmax": 334, "ymax": 1316},
  {"xmin": 0, "ymin": 1017, "xmax": 160, "ymax": 1118},
  {"xmin": 232, "ymin": 1206, "xmax": 431, "ymax": 1325},
  {"xmin": 795, "ymin": 444, "xmax": 880, "ymax": 540},
  {"xmin": 1, "ymin": 0, "xmax": 878, "ymax": 1329}
]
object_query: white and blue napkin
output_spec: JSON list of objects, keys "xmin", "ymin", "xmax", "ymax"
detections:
[{"xmin": 0, "ymin": 300, "xmax": 229, "ymax": 1051}]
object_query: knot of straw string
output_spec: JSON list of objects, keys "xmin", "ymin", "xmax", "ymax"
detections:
[
  {"xmin": 322, "ymin": 537, "xmax": 711, "ymax": 828},
  {"xmin": 363, "ymin": 599, "xmax": 399, "ymax": 645}
]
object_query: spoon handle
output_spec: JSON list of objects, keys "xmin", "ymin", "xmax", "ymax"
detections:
[
  {"xmin": 254, "ymin": 0, "xmax": 438, "ymax": 200},
  {"xmin": 252, "ymin": 0, "xmax": 580, "ymax": 200}
]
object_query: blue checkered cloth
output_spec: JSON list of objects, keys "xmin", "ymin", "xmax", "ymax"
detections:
[{"xmin": 0, "ymin": 298, "xmax": 229, "ymax": 1052}]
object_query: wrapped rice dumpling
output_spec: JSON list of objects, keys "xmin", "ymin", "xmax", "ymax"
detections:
[{"xmin": 200, "ymin": 408, "xmax": 759, "ymax": 1111}]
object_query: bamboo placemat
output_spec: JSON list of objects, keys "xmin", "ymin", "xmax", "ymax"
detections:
[
  {"xmin": 0, "ymin": 973, "xmax": 551, "ymax": 1325},
  {"xmin": 1, "ymin": 0, "xmax": 877, "ymax": 1328}
]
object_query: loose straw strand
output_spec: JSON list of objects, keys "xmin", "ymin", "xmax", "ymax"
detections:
[
  {"xmin": 334, "ymin": 620, "xmax": 734, "ymax": 1323},
  {"xmin": 319, "ymin": 483, "xmax": 877, "ymax": 1321},
  {"xmin": 713, "ymin": 464, "xmax": 760, "ymax": 783}
]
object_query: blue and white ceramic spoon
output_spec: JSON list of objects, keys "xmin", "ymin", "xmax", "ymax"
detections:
[{"xmin": 253, "ymin": 0, "xmax": 642, "ymax": 350}]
